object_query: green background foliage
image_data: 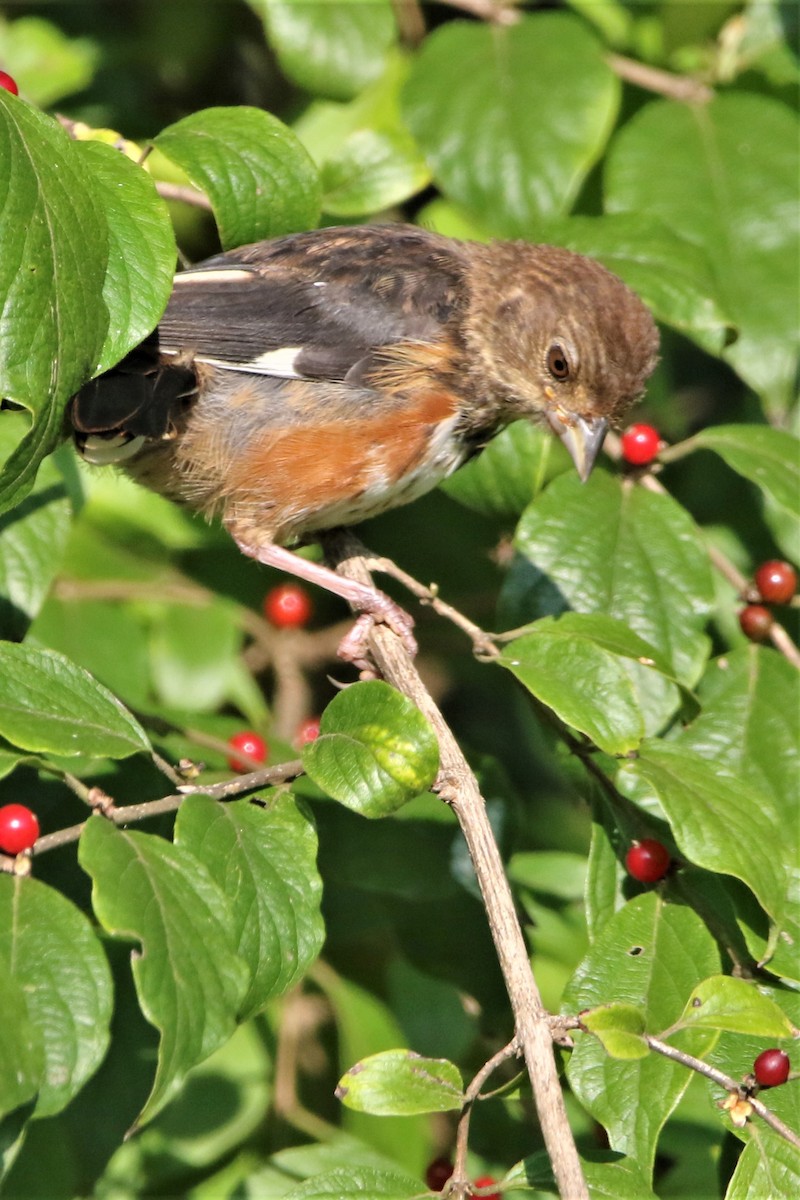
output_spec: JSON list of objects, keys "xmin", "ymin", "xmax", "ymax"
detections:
[{"xmin": 0, "ymin": 1, "xmax": 797, "ymax": 1197}]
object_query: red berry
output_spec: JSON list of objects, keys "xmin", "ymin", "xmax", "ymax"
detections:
[
  {"xmin": 755, "ymin": 560, "xmax": 797, "ymax": 606},
  {"xmin": 739, "ymin": 604, "xmax": 772, "ymax": 642},
  {"xmin": 295, "ymin": 716, "xmax": 321, "ymax": 747},
  {"xmin": 621, "ymin": 423, "xmax": 661, "ymax": 466},
  {"xmin": 0, "ymin": 804, "xmax": 40, "ymax": 855},
  {"xmin": 425, "ymin": 1158, "xmax": 454, "ymax": 1191},
  {"xmin": 0, "ymin": 70, "xmax": 19, "ymax": 96},
  {"xmin": 473, "ymin": 1177, "xmax": 500, "ymax": 1200},
  {"xmin": 753, "ymin": 1048, "xmax": 791, "ymax": 1087},
  {"xmin": 264, "ymin": 583, "xmax": 313, "ymax": 629},
  {"xmin": 226, "ymin": 731, "xmax": 268, "ymax": 772},
  {"xmin": 625, "ymin": 838, "xmax": 671, "ymax": 884}
]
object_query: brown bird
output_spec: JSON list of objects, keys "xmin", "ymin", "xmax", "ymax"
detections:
[{"xmin": 70, "ymin": 223, "xmax": 659, "ymax": 659}]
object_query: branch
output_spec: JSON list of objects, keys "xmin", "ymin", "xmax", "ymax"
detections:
[
  {"xmin": 453, "ymin": 1040, "xmax": 520, "ymax": 1183},
  {"xmin": 322, "ymin": 530, "xmax": 589, "ymax": 1200},
  {"xmin": 18, "ymin": 759, "xmax": 304, "ymax": 861},
  {"xmin": 607, "ymin": 53, "xmax": 714, "ymax": 104},
  {"xmin": 645, "ymin": 1036, "xmax": 800, "ymax": 1150}
]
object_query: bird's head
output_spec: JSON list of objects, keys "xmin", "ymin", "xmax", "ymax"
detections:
[{"xmin": 465, "ymin": 242, "xmax": 660, "ymax": 479}]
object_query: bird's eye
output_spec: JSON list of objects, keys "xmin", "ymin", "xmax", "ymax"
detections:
[{"xmin": 547, "ymin": 344, "xmax": 571, "ymax": 381}]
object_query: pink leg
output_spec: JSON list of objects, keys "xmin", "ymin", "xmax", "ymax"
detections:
[{"xmin": 233, "ymin": 536, "xmax": 417, "ymax": 662}]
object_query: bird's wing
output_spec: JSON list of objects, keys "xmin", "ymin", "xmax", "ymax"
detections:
[{"xmin": 158, "ymin": 224, "xmax": 470, "ymax": 381}]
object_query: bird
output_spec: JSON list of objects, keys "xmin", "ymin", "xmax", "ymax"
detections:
[{"xmin": 69, "ymin": 223, "xmax": 659, "ymax": 661}]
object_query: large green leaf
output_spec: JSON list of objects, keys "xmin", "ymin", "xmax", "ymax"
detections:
[
  {"xmin": 175, "ymin": 793, "xmax": 325, "ymax": 1020},
  {"xmin": 403, "ymin": 13, "xmax": 619, "ymax": 236},
  {"xmin": 510, "ymin": 470, "xmax": 713, "ymax": 689},
  {"xmin": 673, "ymin": 648, "xmax": 799, "ymax": 979},
  {"xmin": 337, "ymin": 1049, "xmax": 463, "ymax": 1116},
  {"xmin": 0, "ymin": 93, "xmax": 108, "ymax": 511},
  {"xmin": 0, "ymin": 644, "xmax": 151, "ymax": 758},
  {"xmin": 155, "ymin": 107, "xmax": 321, "ymax": 249},
  {"xmin": 499, "ymin": 613, "xmax": 677, "ymax": 754},
  {"xmin": 618, "ymin": 741, "xmax": 787, "ymax": 925},
  {"xmin": 605, "ymin": 94, "xmax": 800, "ymax": 407},
  {"xmin": 563, "ymin": 893, "xmax": 720, "ymax": 1171},
  {"xmin": 73, "ymin": 140, "xmax": 175, "ymax": 373},
  {"xmin": 302, "ymin": 681, "xmax": 439, "ymax": 817},
  {"xmin": 691, "ymin": 425, "xmax": 800, "ymax": 521},
  {"xmin": 0, "ymin": 875, "xmax": 112, "ymax": 1117},
  {"xmin": 79, "ymin": 816, "xmax": 249, "ymax": 1125},
  {"xmin": 255, "ymin": 0, "xmax": 397, "ymax": 101}
]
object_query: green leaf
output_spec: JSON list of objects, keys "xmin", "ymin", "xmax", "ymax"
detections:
[
  {"xmin": 155, "ymin": 106, "xmax": 321, "ymax": 250},
  {"xmin": 725, "ymin": 1135, "xmax": 800, "ymax": 1199},
  {"xmin": 0, "ymin": 968, "xmax": 42, "ymax": 1121},
  {"xmin": 0, "ymin": 94, "xmax": 109, "ymax": 511},
  {"xmin": 79, "ymin": 816, "xmax": 249, "ymax": 1125},
  {"xmin": 508, "ymin": 850, "xmax": 587, "ymax": 901},
  {"xmin": 618, "ymin": 741, "xmax": 787, "ymax": 926},
  {"xmin": 0, "ymin": 875, "xmax": 113, "ymax": 1117},
  {"xmin": 691, "ymin": 425, "xmax": 800, "ymax": 521},
  {"xmin": 0, "ymin": 644, "xmax": 151, "ymax": 758},
  {"xmin": 499, "ymin": 614, "xmax": 668, "ymax": 755},
  {"xmin": 440, "ymin": 421, "xmax": 556, "ymax": 516},
  {"xmin": 605, "ymin": 94, "xmax": 800, "ymax": 407},
  {"xmin": 511, "ymin": 470, "xmax": 713, "ymax": 688},
  {"xmin": 302, "ymin": 681, "xmax": 439, "ymax": 817},
  {"xmin": 284, "ymin": 1167, "xmax": 421, "ymax": 1200},
  {"xmin": 674, "ymin": 976, "xmax": 796, "ymax": 1038},
  {"xmin": 582, "ymin": 1003, "xmax": 649, "ymax": 1060},
  {"xmin": 403, "ymin": 13, "xmax": 619, "ymax": 236},
  {"xmin": 72, "ymin": 141, "xmax": 175, "ymax": 373},
  {"xmin": 675, "ymin": 648, "xmax": 799, "ymax": 978},
  {"xmin": 0, "ymin": 15, "xmax": 97, "ymax": 108},
  {"xmin": 0, "ymin": 417, "xmax": 72, "ymax": 641},
  {"xmin": 320, "ymin": 126, "xmax": 429, "ymax": 217},
  {"xmin": 175, "ymin": 793, "xmax": 325, "ymax": 1020},
  {"xmin": 255, "ymin": 0, "xmax": 397, "ymax": 101},
  {"xmin": 562, "ymin": 893, "xmax": 720, "ymax": 1171},
  {"xmin": 538, "ymin": 213, "xmax": 733, "ymax": 356},
  {"xmin": 336, "ymin": 1049, "xmax": 463, "ymax": 1117}
]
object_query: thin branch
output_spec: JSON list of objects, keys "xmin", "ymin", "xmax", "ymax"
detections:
[
  {"xmin": 323, "ymin": 530, "xmax": 589, "ymax": 1200},
  {"xmin": 155, "ymin": 182, "xmax": 213, "ymax": 211},
  {"xmin": 437, "ymin": 0, "xmax": 520, "ymax": 24},
  {"xmin": 453, "ymin": 1040, "xmax": 520, "ymax": 1181},
  {"xmin": 645, "ymin": 1036, "xmax": 800, "ymax": 1149},
  {"xmin": 607, "ymin": 53, "xmax": 714, "ymax": 103},
  {"xmin": 27, "ymin": 759, "xmax": 304, "ymax": 858}
]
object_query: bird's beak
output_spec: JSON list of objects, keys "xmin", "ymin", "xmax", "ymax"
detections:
[{"xmin": 547, "ymin": 411, "xmax": 608, "ymax": 482}]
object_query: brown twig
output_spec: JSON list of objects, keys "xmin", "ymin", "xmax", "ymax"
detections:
[
  {"xmin": 453, "ymin": 1039, "xmax": 520, "ymax": 1183},
  {"xmin": 645, "ymin": 1036, "xmax": 800, "ymax": 1149},
  {"xmin": 323, "ymin": 530, "xmax": 589, "ymax": 1200},
  {"xmin": 437, "ymin": 0, "xmax": 520, "ymax": 24},
  {"xmin": 607, "ymin": 53, "xmax": 714, "ymax": 103},
  {"xmin": 155, "ymin": 182, "xmax": 213, "ymax": 211},
  {"xmin": 24, "ymin": 759, "xmax": 304, "ymax": 859}
]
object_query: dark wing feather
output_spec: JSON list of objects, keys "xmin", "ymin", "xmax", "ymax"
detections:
[{"xmin": 158, "ymin": 224, "xmax": 470, "ymax": 380}]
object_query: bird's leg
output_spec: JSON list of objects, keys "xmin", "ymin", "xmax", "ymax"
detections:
[{"xmin": 231, "ymin": 535, "xmax": 417, "ymax": 664}]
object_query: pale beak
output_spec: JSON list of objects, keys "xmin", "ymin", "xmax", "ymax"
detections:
[{"xmin": 547, "ymin": 411, "xmax": 608, "ymax": 482}]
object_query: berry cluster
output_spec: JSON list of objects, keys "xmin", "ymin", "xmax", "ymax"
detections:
[{"xmin": 739, "ymin": 560, "xmax": 797, "ymax": 643}]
